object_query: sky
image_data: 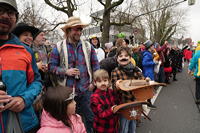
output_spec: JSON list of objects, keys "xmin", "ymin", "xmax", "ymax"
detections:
[
  {"xmin": 16, "ymin": 0, "xmax": 199, "ymax": 43},
  {"xmin": 183, "ymin": 0, "xmax": 200, "ymax": 43}
]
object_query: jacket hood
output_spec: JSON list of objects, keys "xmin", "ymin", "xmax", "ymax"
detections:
[{"xmin": 40, "ymin": 110, "xmax": 67, "ymax": 128}]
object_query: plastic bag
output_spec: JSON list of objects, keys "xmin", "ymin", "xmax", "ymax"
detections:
[
  {"xmin": 6, "ymin": 111, "xmax": 24, "ymax": 133},
  {"xmin": 154, "ymin": 61, "xmax": 161, "ymax": 74}
]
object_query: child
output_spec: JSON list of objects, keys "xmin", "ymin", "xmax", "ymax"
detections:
[
  {"xmin": 37, "ymin": 86, "xmax": 86, "ymax": 133},
  {"xmin": 91, "ymin": 69, "xmax": 118, "ymax": 133},
  {"xmin": 111, "ymin": 46, "xmax": 144, "ymax": 133}
]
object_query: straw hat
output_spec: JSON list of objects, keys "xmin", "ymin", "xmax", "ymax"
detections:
[{"xmin": 61, "ymin": 16, "xmax": 89, "ymax": 32}]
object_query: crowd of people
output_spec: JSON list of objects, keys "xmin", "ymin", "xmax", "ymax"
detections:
[{"xmin": 0, "ymin": 0, "xmax": 198, "ymax": 133}]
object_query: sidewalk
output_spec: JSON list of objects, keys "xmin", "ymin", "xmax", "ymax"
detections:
[{"xmin": 137, "ymin": 65, "xmax": 200, "ymax": 133}]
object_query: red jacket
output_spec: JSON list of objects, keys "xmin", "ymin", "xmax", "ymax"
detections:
[
  {"xmin": 185, "ymin": 50, "xmax": 193, "ymax": 60},
  {"xmin": 91, "ymin": 88, "xmax": 118, "ymax": 133}
]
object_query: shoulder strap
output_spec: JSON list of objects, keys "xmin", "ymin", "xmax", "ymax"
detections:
[
  {"xmin": 55, "ymin": 40, "xmax": 68, "ymax": 86},
  {"xmin": 56, "ymin": 39, "xmax": 68, "ymax": 69},
  {"xmin": 81, "ymin": 39, "xmax": 92, "ymax": 82}
]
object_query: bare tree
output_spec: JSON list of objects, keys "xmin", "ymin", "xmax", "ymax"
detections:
[
  {"xmin": 138, "ymin": 0, "xmax": 187, "ymax": 45},
  {"xmin": 18, "ymin": 0, "xmax": 49, "ymax": 30},
  {"xmin": 17, "ymin": 0, "xmax": 63, "ymax": 43},
  {"xmin": 44, "ymin": 0, "xmax": 87, "ymax": 17},
  {"xmin": 95, "ymin": 0, "xmax": 124, "ymax": 45}
]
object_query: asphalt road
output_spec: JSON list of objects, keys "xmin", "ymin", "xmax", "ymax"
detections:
[{"xmin": 137, "ymin": 64, "xmax": 200, "ymax": 133}]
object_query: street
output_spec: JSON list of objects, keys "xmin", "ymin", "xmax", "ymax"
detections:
[{"xmin": 137, "ymin": 64, "xmax": 200, "ymax": 133}]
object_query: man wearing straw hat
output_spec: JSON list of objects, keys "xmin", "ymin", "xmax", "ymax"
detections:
[{"xmin": 49, "ymin": 16, "xmax": 100, "ymax": 133}]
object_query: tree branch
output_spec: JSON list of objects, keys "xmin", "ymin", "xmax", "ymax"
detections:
[
  {"xmin": 45, "ymin": 22, "xmax": 66, "ymax": 32},
  {"xmin": 106, "ymin": 0, "xmax": 124, "ymax": 13},
  {"xmin": 97, "ymin": 0, "xmax": 106, "ymax": 6}
]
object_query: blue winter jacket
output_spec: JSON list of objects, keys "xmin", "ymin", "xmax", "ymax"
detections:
[
  {"xmin": 142, "ymin": 50, "xmax": 155, "ymax": 80},
  {"xmin": 0, "ymin": 34, "xmax": 42, "ymax": 132},
  {"xmin": 189, "ymin": 50, "xmax": 200, "ymax": 78}
]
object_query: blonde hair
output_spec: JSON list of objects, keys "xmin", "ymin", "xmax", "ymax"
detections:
[{"xmin": 93, "ymin": 69, "xmax": 109, "ymax": 81}]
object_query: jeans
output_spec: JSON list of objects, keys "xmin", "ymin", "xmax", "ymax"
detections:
[
  {"xmin": 196, "ymin": 78, "xmax": 200, "ymax": 100},
  {"xmin": 119, "ymin": 116, "xmax": 136, "ymax": 133},
  {"xmin": 75, "ymin": 90, "xmax": 94, "ymax": 133}
]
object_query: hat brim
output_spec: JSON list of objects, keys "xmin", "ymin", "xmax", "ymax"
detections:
[
  {"xmin": 12, "ymin": 25, "xmax": 39, "ymax": 37},
  {"xmin": 0, "ymin": 1, "xmax": 18, "ymax": 12},
  {"xmin": 61, "ymin": 23, "xmax": 89, "ymax": 32}
]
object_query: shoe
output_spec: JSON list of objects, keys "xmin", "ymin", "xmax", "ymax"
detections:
[
  {"xmin": 165, "ymin": 80, "xmax": 170, "ymax": 84},
  {"xmin": 147, "ymin": 104, "xmax": 157, "ymax": 109},
  {"xmin": 195, "ymin": 100, "xmax": 200, "ymax": 104},
  {"xmin": 173, "ymin": 78, "xmax": 178, "ymax": 81}
]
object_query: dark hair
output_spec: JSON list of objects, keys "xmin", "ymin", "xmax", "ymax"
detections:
[
  {"xmin": 116, "ymin": 46, "xmax": 132, "ymax": 57},
  {"xmin": 89, "ymin": 37, "xmax": 100, "ymax": 48},
  {"xmin": 42, "ymin": 86, "xmax": 73, "ymax": 128},
  {"xmin": 124, "ymin": 39, "xmax": 129, "ymax": 45}
]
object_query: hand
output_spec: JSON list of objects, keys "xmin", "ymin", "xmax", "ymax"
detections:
[
  {"xmin": 88, "ymin": 83, "xmax": 95, "ymax": 91},
  {"xmin": 116, "ymin": 80, "xmax": 122, "ymax": 90},
  {"xmin": 154, "ymin": 60, "xmax": 158, "ymax": 64},
  {"xmin": 66, "ymin": 68, "xmax": 80, "ymax": 77},
  {"xmin": 188, "ymin": 69, "xmax": 193, "ymax": 75},
  {"xmin": 164, "ymin": 41, "xmax": 168, "ymax": 45},
  {"xmin": 145, "ymin": 77, "xmax": 151, "ymax": 82},
  {"xmin": 37, "ymin": 61, "xmax": 43, "ymax": 70},
  {"xmin": 0, "ymin": 91, "xmax": 11, "ymax": 112},
  {"xmin": 4, "ymin": 97, "xmax": 25, "ymax": 112},
  {"xmin": 111, "ymin": 105, "xmax": 117, "ymax": 113},
  {"xmin": 41, "ymin": 64, "xmax": 48, "ymax": 72}
]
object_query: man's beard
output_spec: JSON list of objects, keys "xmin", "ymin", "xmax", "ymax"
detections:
[
  {"xmin": 0, "ymin": 30, "xmax": 9, "ymax": 35},
  {"xmin": 0, "ymin": 18, "xmax": 12, "ymax": 35}
]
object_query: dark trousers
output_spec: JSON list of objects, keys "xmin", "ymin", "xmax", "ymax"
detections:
[
  {"xmin": 172, "ymin": 66, "xmax": 177, "ymax": 79},
  {"xmin": 75, "ymin": 90, "xmax": 94, "ymax": 133},
  {"xmin": 157, "ymin": 66, "xmax": 165, "ymax": 83},
  {"xmin": 196, "ymin": 78, "xmax": 200, "ymax": 100}
]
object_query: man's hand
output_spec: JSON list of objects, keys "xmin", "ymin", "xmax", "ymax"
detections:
[
  {"xmin": 4, "ymin": 97, "xmax": 25, "ymax": 112},
  {"xmin": 66, "ymin": 68, "xmax": 80, "ymax": 77},
  {"xmin": 0, "ymin": 91, "xmax": 11, "ymax": 112},
  {"xmin": 88, "ymin": 83, "xmax": 95, "ymax": 91},
  {"xmin": 37, "ymin": 61, "xmax": 43, "ymax": 70},
  {"xmin": 41, "ymin": 64, "xmax": 48, "ymax": 72}
]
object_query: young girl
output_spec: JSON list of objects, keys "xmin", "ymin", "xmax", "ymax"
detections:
[
  {"xmin": 91, "ymin": 69, "xmax": 118, "ymax": 133},
  {"xmin": 37, "ymin": 86, "xmax": 86, "ymax": 133}
]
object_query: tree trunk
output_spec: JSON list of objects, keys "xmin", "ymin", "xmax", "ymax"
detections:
[{"xmin": 101, "ymin": 12, "xmax": 111, "ymax": 47}]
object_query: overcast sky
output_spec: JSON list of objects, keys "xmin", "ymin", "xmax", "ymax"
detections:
[
  {"xmin": 16, "ymin": 0, "xmax": 199, "ymax": 43},
  {"xmin": 184, "ymin": 0, "xmax": 200, "ymax": 43}
]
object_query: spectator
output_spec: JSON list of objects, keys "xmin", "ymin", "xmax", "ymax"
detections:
[
  {"xmin": 32, "ymin": 29, "xmax": 51, "ymax": 88},
  {"xmin": 91, "ymin": 69, "xmax": 118, "ymax": 133},
  {"xmin": 37, "ymin": 86, "xmax": 86, "ymax": 133},
  {"xmin": 188, "ymin": 49, "xmax": 200, "ymax": 104},
  {"xmin": 142, "ymin": 40, "xmax": 157, "ymax": 109},
  {"xmin": 89, "ymin": 35, "xmax": 105, "ymax": 62},
  {"xmin": 154, "ymin": 42, "xmax": 168, "ymax": 83},
  {"xmin": 0, "ymin": 0, "xmax": 42, "ymax": 132},
  {"xmin": 111, "ymin": 47, "xmax": 144, "ymax": 133},
  {"xmin": 49, "ymin": 16, "xmax": 100, "ymax": 133},
  {"xmin": 12, "ymin": 22, "xmax": 38, "ymax": 46}
]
